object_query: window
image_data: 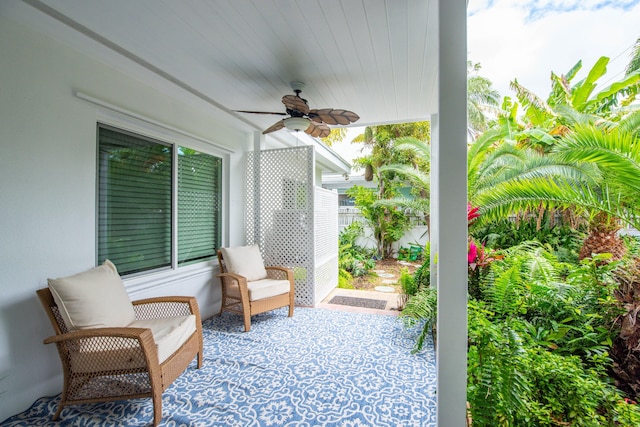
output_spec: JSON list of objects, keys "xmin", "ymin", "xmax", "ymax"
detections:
[
  {"xmin": 178, "ymin": 147, "xmax": 222, "ymax": 266},
  {"xmin": 97, "ymin": 125, "xmax": 222, "ymax": 275}
]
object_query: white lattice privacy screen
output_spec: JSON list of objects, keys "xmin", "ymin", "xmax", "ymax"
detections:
[{"xmin": 246, "ymin": 146, "xmax": 338, "ymax": 306}]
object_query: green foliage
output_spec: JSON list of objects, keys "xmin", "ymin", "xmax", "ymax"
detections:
[
  {"xmin": 337, "ymin": 268, "xmax": 354, "ymax": 289},
  {"xmin": 346, "ymin": 186, "xmax": 410, "ymax": 257},
  {"xmin": 465, "ymin": 243, "xmax": 640, "ymax": 426},
  {"xmin": 338, "ymin": 222, "xmax": 376, "ymax": 277},
  {"xmin": 473, "ymin": 215, "xmax": 586, "ymax": 263},
  {"xmin": 398, "ymin": 267, "xmax": 417, "ymax": 297},
  {"xmin": 467, "ymin": 301, "xmax": 530, "ymax": 426},
  {"xmin": 461, "ymin": 51, "xmax": 640, "ymax": 426},
  {"xmin": 400, "ymin": 285, "xmax": 437, "ymax": 353},
  {"xmin": 412, "ymin": 242, "xmax": 432, "ymax": 290},
  {"xmin": 351, "ymin": 126, "xmax": 430, "ymax": 257}
]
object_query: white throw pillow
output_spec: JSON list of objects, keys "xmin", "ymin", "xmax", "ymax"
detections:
[
  {"xmin": 48, "ymin": 260, "xmax": 136, "ymax": 330},
  {"xmin": 220, "ymin": 245, "xmax": 268, "ymax": 281}
]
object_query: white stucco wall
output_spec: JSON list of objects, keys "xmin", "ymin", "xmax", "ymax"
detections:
[{"xmin": 0, "ymin": 15, "xmax": 250, "ymax": 421}]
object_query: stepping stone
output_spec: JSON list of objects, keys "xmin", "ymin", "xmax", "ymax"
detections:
[
  {"xmin": 375, "ymin": 285, "xmax": 396, "ymax": 293},
  {"xmin": 377, "ymin": 273, "xmax": 395, "ymax": 278},
  {"xmin": 380, "ymin": 280, "xmax": 396, "ymax": 285},
  {"xmin": 372, "ymin": 270, "xmax": 386, "ymax": 274}
]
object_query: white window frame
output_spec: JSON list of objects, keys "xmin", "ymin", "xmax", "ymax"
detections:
[{"xmin": 79, "ymin": 92, "xmax": 231, "ymax": 289}]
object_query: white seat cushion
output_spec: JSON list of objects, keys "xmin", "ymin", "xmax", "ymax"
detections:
[
  {"xmin": 226, "ymin": 278, "xmax": 290, "ymax": 301},
  {"xmin": 48, "ymin": 260, "xmax": 136, "ymax": 330},
  {"xmin": 70, "ymin": 315, "xmax": 196, "ymax": 372},
  {"xmin": 220, "ymin": 245, "xmax": 268, "ymax": 281},
  {"xmin": 130, "ymin": 315, "xmax": 196, "ymax": 363}
]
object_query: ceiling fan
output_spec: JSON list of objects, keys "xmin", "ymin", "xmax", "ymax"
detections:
[{"xmin": 236, "ymin": 82, "xmax": 360, "ymax": 138}]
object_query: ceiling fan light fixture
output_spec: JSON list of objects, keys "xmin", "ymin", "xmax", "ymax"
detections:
[{"xmin": 283, "ymin": 117, "xmax": 311, "ymax": 132}]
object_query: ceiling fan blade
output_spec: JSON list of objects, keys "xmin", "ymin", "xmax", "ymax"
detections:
[
  {"xmin": 282, "ymin": 95, "xmax": 310, "ymax": 115},
  {"xmin": 262, "ymin": 120, "xmax": 285, "ymax": 134},
  {"xmin": 308, "ymin": 109, "xmax": 360, "ymax": 125},
  {"xmin": 235, "ymin": 110, "xmax": 287, "ymax": 115},
  {"xmin": 305, "ymin": 122, "xmax": 331, "ymax": 138}
]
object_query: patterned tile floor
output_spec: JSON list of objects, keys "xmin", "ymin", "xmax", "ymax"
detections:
[{"xmin": 2, "ymin": 307, "xmax": 436, "ymax": 427}]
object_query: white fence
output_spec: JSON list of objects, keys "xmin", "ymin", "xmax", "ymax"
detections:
[{"xmin": 339, "ymin": 207, "xmax": 429, "ymax": 254}]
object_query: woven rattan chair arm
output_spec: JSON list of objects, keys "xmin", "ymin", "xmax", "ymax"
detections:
[
  {"xmin": 133, "ymin": 296, "xmax": 195, "ymax": 305},
  {"xmin": 216, "ymin": 272, "xmax": 250, "ymax": 300},
  {"xmin": 265, "ymin": 266, "xmax": 294, "ymax": 282},
  {"xmin": 43, "ymin": 327, "xmax": 160, "ymax": 375},
  {"xmin": 43, "ymin": 327, "xmax": 154, "ymax": 345},
  {"xmin": 217, "ymin": 272, "xmax": 249, "ymax": 286}
]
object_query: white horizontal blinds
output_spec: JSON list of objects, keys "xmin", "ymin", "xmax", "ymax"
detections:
[
  {"xmin": 178, "ymin": 148, "xmax": 222, "ymax": 265},
  {"xmin": 97, "ymin": 126, "xmax": 172, "ymax": 275}
]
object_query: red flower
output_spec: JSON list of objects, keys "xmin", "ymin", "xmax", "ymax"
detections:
[
  {"xmin": 467, "ymin": 204, "xmax": 480, "ymax": 223},
  {"xmin": 468, "ymin": 240, "xmax": 478, "ymax": 264}
]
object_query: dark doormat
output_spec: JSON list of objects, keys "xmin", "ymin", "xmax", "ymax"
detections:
[{"xmin": 328, "ymin": 296, "xmax": 387, "ymax": 310}]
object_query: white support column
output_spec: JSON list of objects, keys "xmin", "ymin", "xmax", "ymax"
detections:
[
  {"xmin": 430, "ymin": 113, "xmax": 439, "ymax": 287},
  {"xmin": 436, "ymin": 1, "xmax": 468, "ymax": 426},
  {"xmin": 252, "ymin": 131, "xmax": 263, "ymax": 244}
]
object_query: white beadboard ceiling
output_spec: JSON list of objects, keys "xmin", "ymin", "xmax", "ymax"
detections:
[{"xmin": 5, "ymin": 0, "xmax": 438, "ymax": 143}]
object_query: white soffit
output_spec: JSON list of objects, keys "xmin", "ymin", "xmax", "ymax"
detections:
[{"xmin": 4, "ymin": 0, "xmax": 438, "ymax": 146}]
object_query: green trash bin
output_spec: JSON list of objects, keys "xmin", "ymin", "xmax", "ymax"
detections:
[{"xmin": 409, "ymin": 245, "xmax": 422, "ymax": 261}]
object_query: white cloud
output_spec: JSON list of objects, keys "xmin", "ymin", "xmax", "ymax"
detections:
[{"xmin": 468, "ymin": 0, "xmax": 640, "ymax": 99}]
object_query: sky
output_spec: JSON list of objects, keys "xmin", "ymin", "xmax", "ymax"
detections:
[
  {"xmin": 467, "ymin": 0, "xmax": 640, "ymax": 98},
  {"xmin": 331, "ymin": 0, "xmax": 640, "ymax": 164}
]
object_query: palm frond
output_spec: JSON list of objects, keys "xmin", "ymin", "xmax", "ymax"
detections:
[
  {"xmin": 615, "ymin": 109, "xmax": 640, "ymax": 136},
  {"xmin": 553, "ymin": 104, "xmax": 599, "ymax": 127},
  {"xmin": 553, "ymin": 125, "xmax": 640, "ymax": 192},
  {"xmin": 374, "ymin": 197, "xmax": 429, "ymax": 213},
  {"xmin": 474, "ymin": 177, "xmax": 640, "ymax": 230},
  {"xmin": 626, "ymin": 37, "xmax": 640, "ymax": 76},
  {"xmin": 378, "ymin": 164, "xmax": 430, "ymax": 189},
  {"xmin": 393, "ymin": 136, "xmax": 430, "ymax": 159}
]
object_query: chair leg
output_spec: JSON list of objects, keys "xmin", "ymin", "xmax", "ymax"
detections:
[
  {"xmin": 288, "ymin": 304, "xmax": 294, "ymax": 317},
  {"xmin": 197, "ymin": 350, "xmax": 203, "ymax": 369},
  {"xmin": 243, "ymin": 310, "xmax": 251, "ymax": 332},
  {"xmin": 52, "ymin": 402, "xmax": 64, "ymax": 421},
  {"xmin": 152, "ymin": 391, "xmax": 162, "ymax": 426}
]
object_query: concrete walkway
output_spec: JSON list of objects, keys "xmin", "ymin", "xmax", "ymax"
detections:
[{"xmin": 318, "ymin": 287, "xmax": 401, "ymax": 316}]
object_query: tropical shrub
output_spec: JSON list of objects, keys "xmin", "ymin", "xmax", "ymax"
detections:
[
  {"xmin": 338, "ymin": 221, "xmax": 376, "ymax": 277},
  {"xmin": 400, "ymin": 285, "xmax": 437, "ymax": 353},
  {"xmin": 412, "ymin": 242, "xmax": 431, "ymax": 290},
  {"xmin": 402, "ymin": 240, "xmax": 640, "ymax": 425},
  {"xmin": 345, "ymin": 185, "xmax": 411, "ymax": 258},
  {"xmin": 472, "ymin": 215, "xmax": 586, "ymax": 263},
  {"xmin": 337, "ymin": 268, "xmax": 354, "ymax": 289},
  {"xmin": 396, "ymin": 267, "xmax": 417, "ymax": 310},
  {"xmin": 466, "ymin": 244, "xmax": 639, "ymax": 426}
]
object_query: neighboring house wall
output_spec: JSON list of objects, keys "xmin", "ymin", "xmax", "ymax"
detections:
[{"xmin": 0, "ymin": 16, "xmax": 249, "ymax": 420}]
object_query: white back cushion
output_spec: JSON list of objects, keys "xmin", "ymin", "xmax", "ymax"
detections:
[
  {"xmin": 220, "ymin": 245, "xmax": 268, "ymax": 281},
  {"xmin": 48, "ymin": 260, "xmax": 136, "ymax": 330}
]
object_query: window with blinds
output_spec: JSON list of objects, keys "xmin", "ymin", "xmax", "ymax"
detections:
[
  {"xmin": 97, "ymin": 125, "xmax": 222, "ymax": 276},
  {"xmin": 178, "ymin": 147, "xmax": 221, "ymax": 265}
]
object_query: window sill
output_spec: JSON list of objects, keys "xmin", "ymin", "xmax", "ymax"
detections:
[{"xmin": 123, "ymin": 260, "xmax": 219, "ymax": 295}]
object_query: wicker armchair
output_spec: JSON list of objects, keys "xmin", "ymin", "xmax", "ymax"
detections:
[
  {"xmin": 37, "ymin": 261, "xmax": 203, "ymax": 426},
  {"xmin": 217, "ymin": 245, "xmax": 294, "ymax": 332}
]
